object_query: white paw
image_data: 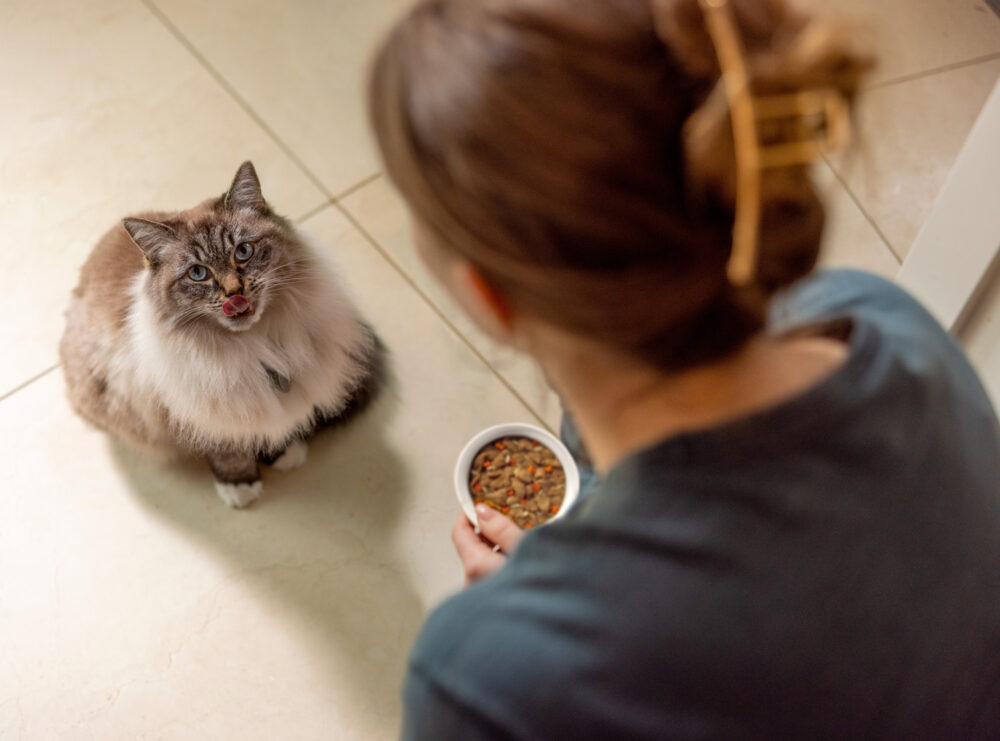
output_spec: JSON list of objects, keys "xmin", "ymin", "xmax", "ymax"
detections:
[
  {"xmin": 271, "ymin": 439, "xmax": 308, "ymax": 472},
  {"xmin": 215, "ymin": 480, "xmax": 262, "ymax": 509}
]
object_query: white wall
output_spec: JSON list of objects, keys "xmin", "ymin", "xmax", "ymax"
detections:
[
  {"xmin": 961, "ymin": 264, "xmax": 1000, "ymax": 407},
  {"xmin": 897, "ymin": 80, "xmax": 1000, "ymax": 408}
]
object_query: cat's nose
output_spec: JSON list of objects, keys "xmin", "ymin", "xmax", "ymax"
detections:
[{"xmin": 220, "ymin": 275, "xmax": 243, "ymax": 296}]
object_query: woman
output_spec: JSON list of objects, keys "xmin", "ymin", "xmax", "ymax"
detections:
[{"xmin": 369, "ymin": 0, "xmax": 1000, "ymax": 737}]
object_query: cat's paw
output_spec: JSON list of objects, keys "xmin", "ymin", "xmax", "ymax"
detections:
[
  {"xmin": 271, "ymin": 439, "xmax": 308, "ymax": 472},
  {"xmin": 215, "ymin": 480, "xmax": 262, "ymax": 509}
]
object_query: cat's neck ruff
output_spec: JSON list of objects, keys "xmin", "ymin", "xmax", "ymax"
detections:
[{"xmin": 121, "ymin": 251, "xmax": 371, "ymax": 454}]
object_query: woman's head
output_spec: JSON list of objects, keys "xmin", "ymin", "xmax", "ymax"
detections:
[{"xmin": 370, "ymin": 0, "xmax": 871, "ymax": 370}]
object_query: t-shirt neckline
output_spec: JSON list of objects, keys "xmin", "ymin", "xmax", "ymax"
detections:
[{"xmin": 600, "ymin": 314, "xmax": 881, "ymax": 479}]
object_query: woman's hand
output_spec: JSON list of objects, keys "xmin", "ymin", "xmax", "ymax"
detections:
[{"xmin": 451, "ymin": 504, "xmax": 524, "ymax": 585}]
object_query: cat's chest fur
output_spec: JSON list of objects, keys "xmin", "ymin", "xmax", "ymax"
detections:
[{"xmin": 119, "ymin": 271, "xmax": 370, "ymax": 453}]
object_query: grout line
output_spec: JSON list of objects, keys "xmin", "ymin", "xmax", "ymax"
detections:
[
  {"xmin": 140, "ymin": 0, "xmax": 334, "ymax": 201},
  {"xmin": 0, "ymin": 365, "xmax": 59, "ymax": 404},
  {"xmin": 820, "ymin": 154, "xmax": 903, "ymax": 265},
  {"xmin": 332, "ymin": 172, "xmax": 383, "ymax": 203},
  {"xmin": 866, "ymin": 51, "xmax": 1000, "ymax": 91},
  {"xmin": 293, "ymin": 173, "xmax": 383, "ymax": 222},
  {"xmin": 294, "ymin": 199, "xmax": 335, "ymax": 224},
  {"xmin": 328, "ymin": 202, "xmax": 555, "ymax": 433}
]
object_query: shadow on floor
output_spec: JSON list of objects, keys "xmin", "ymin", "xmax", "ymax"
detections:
[{"xmin": 107, "ymin": 386, "xmax": 424, "ymax": 732}]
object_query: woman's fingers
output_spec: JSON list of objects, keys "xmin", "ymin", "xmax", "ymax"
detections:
[
  {"xmin": 451, "ymin": 506, "xmax": 527, "ymax": 586},
  {"xmin": 451, "ymin": 513, "xmax": 506, "ymax": 585},
  {"xmin": 451, "ymin": 512, "xmax": 487, "ymax": 562},
  {"xmin": 475, "ymin": 504, "xmax": 525, "ymax": 554}
]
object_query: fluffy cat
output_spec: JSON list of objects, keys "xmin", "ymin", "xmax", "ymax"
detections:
[{"xmin": 60, "ymin": 162, "xmax": 382, "ymax": 507}]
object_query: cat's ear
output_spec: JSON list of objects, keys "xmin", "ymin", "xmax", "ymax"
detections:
[
  {"xmin": 222, "ymin": 161, "xmax": 266, "ymax": 212},
  {"xmin": 122, "ymin": 218, "xmax": 176, "ymax": 265}
]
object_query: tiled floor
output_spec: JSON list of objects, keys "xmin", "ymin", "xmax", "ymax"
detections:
[{"xmin": 1, "ymin": 0, "xmax": 997, "ymax": 738}]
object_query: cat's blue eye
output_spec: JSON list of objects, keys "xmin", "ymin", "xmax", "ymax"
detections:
[
  {"xmin": 235, "ymin": 242, "xmax": 254, "ymax": 262},
  {"xmin": 188, "ymin": 265, "xmax": 209, "ymax": 282}
]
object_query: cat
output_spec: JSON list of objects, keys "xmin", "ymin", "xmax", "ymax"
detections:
[{"xmin": 60, "ymin": 161, "xmax": 382, "ymax": 508}]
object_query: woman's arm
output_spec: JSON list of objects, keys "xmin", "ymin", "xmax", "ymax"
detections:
[{"xmin": 402, "ymin": 664, "xmax": 515, "ymax": 741}]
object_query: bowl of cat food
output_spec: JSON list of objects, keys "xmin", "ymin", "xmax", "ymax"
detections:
[{"xmin": 454, "ymin": 423, "xmax": 581, "ymax": 530}]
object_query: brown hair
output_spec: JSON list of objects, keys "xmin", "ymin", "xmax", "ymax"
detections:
[{"xmin": 369, "ymin": 0, "xmax": 871, "ymax": 370}]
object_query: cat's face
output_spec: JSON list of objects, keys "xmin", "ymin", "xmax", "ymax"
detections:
[{"xmin": 123, "ymin": 162, "xmax": 300, "ymax": 333}]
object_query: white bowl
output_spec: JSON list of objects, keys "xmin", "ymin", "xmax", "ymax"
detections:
[{"xmin": 454, "ymin": 422, "xmax": 581, "ymax": 530}]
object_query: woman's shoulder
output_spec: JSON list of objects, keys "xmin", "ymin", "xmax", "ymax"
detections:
[
  {"xmin": 770, "ymin": 269, "xmax": 943, "ymax": 339},
  {"xmin": 771, "ymin": 269, "xmax": 995, "ymax": 412}
]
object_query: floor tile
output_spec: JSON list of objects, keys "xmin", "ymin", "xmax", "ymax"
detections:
[
  {"xmin": 829, "ymin": 59, "xmax": 1000, "ymax": 260},
  {"xmin": 150, "ymin": 0, "xmax": 412, "ymax": 197},
  {"xmin": 0, "ymin": 0, "xmax": 327, "ymax": 398},
  {"xmin": 797, "ymin": 0, "xmax": 1000, "ymax": 84},
  {"xmin": 813, "ymin": 161, "xmax": 900, "ymax": 278},
  {"xmin": 339, "ymin": 178, "xmax": 564, "ymax": 431},
  {"xmin": 0, "ymin": 205, "xmax": 539, "ymax": 740}
]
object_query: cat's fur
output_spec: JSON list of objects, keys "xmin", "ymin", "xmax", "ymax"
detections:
[{"xmin": 60, "ymin": 162, "xmax": 381, "ymax": 507}]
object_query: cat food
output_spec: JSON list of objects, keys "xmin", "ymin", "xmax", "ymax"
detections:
[{"xmin": 468, "ymin": 437, "xmax": 567, "ymax": 529}]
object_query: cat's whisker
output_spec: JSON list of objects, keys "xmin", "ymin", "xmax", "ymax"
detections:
[
  {"xmin": 267, "ymin": 269, "xmax": 308, "ymax": 278},
  {"xmin": 265, "ymin": 278, "xmax": 310, "ymax": 289},
  {"xmin": 170, "ymin": 308, "xmax": 210, "ymax": 330},
  {"xmin": 263, "ymin": 278, "xmax": 311, "ymax": 291}
]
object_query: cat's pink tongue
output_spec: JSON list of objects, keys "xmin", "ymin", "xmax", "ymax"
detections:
[{"xmin": 222, "ymin": 294, "xmax": 252, "ymax": 317}]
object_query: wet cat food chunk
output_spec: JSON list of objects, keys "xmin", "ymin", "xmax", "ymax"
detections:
[{"xmin": 468, "ymin": 437, "xmax": 567, "ymax": 529}]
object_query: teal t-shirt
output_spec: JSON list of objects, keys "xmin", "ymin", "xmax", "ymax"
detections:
[{"xmin": 402, "ymin": 270, "xmax": 1000, "ymax": 740}]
